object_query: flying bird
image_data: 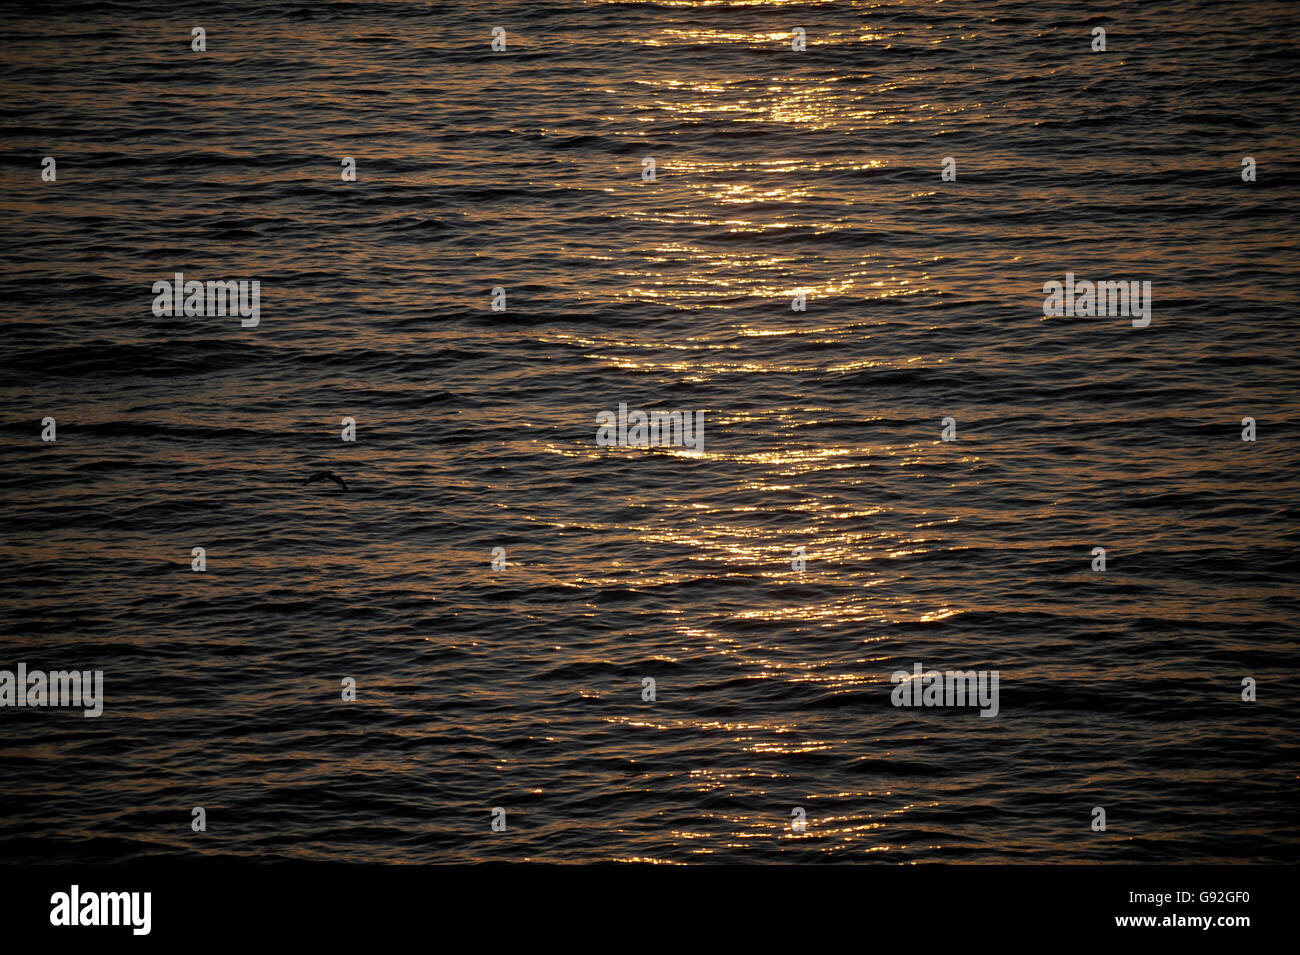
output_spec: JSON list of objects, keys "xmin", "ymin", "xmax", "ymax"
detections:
[{"xmin": 303, "ymin": 470, "xmax": 348, "ymax": 491}]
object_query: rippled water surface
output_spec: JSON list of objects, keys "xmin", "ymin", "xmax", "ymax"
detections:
[{"xmin": 1, "ymin": 0, "xmax": 1298, "ymax": 863}]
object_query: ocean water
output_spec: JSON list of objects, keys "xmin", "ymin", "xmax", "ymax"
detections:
[{"xmin": 0, "ymin": 0, "xmax": 1297, "ymax": 863}]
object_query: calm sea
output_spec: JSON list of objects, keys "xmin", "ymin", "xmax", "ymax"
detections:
[{"xmin": 1, "ymin": 0, "xmax": 1297, "ymax": 862}]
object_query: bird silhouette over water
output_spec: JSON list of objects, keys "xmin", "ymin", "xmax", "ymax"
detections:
[{"xmin": 303, "ymin": 470, "xmax": 348, "ymax": 491}]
